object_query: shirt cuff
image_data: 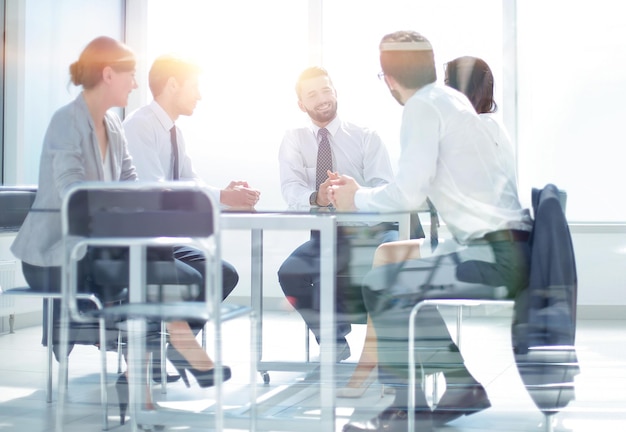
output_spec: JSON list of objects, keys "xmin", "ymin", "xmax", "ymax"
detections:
[{"xmin": 354, "ymin": 187, "xmax": 374, "ymax": 211}]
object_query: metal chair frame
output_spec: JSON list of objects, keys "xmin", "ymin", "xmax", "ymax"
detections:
[{"xmin": 408, "ymin": 299, "xmax": 513, "ymax": 430}]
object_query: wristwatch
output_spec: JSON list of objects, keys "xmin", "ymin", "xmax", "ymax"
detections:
[{"xmin": 309, "ymin": 191, "xmax": 318, "ymax": 206}]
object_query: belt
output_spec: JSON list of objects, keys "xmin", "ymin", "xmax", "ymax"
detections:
[{"xmin": 483, "ymin": 229, "xmax": 530, "ymax": 243}]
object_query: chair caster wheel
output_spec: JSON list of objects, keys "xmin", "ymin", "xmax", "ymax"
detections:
[{"xmin": 262, "ymin": 371, "xmax": 270, "ymax": 384}]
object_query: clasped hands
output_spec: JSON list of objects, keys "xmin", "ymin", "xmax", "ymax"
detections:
[
  {"xmin": 318, "ymin": 170, "xmax": 360, "ymax": 211},
  {"xmin": 221, "ymin": 180, "xmax": 261, "ymax": 210}
]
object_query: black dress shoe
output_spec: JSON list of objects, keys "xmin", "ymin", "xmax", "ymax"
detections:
[
  {"xmin": 336, "ymin": 339, "xmax": 351, "ymax": 362},
  {"xmin": 342, "ymin": 407, "xmax": 433, "ymax": 432},
  {"xmin": 313, "ymin": 336, "xmax": 352, "ymax": 362},
  {"xmin": 431, "ymin": 384, "xmax": 491, "ymax": 426}
]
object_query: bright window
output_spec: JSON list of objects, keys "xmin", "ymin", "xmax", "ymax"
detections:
[{"xmin": 517, "ymin": 0, "xmax": 626, "ymax": 222}]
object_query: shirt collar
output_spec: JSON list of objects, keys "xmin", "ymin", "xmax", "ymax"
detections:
[
  {"xmin": 410, "ymin": 82, "xmax": 437, "ymax": 100},
  {"xmin": 148, "ymin": 100, "xmax": 175, "ymax": 132},
  {"xmin": 311, "ymin": 115, "xmax": 341, "ymax": 138}
]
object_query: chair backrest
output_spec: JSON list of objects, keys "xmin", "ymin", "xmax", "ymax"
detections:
[
  {"xmin": 0, "ymin": 186, "xmax": 37, "ymax": 232},
  {"xmin": 63, "ymin": 182, "xmax": 215, "ymax": 239},
  {"xmin": 61, "ymin": 182, "xmax": 220, "ymax": 322}
]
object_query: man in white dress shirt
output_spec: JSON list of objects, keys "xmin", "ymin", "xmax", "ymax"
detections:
[
  {"xmin": 332, "ymin": 31, "xmax": 533, "ymax": 432},
  {"xmin": 123, "ymin": 54, "xmax": 260, "ymax": 208},
  {"xmin": 278, "ymin": 66, "xmax": 398, "ymax": 363},
  {"xmin": 123, "ymin": 54, "xmax": 260, "ymax": 376}
]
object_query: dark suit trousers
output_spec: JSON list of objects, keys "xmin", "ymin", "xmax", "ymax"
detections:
[
  {"xmin": 277, "ymin": 225, "xmax": 398, "ymax": 343},
  {"xmin": 362, "ymin": 238, "xmax": 530, "ymax": 387},
  {"xmin": 173, "ymin": 245, "xmax": 239, "ymax": 333}
]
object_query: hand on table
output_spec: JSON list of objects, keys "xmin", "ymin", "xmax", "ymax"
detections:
[
  {"xmin": 328, "ymin": 175, "xmax": 360, "ymax": 211},
  {"xmin": 221, "ymin": 180, "xmax": 261, "ymax": 210},
  {"xmin": 315, "ymin": 170, "xmax": 339, "ymax": 207}
]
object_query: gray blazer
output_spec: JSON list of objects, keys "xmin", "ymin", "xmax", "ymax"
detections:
[{"xmin": 11, "ymin": 93, "xmax": 137, "ymax": 267}]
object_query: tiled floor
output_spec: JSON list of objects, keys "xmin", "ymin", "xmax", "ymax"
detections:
[{"xmin": 1, "ymin": 306, "xmax": 625, "ymax": 431}]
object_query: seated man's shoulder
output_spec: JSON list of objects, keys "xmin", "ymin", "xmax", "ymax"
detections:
[
  {"xmin": 342, "ymin": 119, "xmax": 375, "ymax": 134},
  {"xmin": 123, "ymin": 105, "xmax": 154, "ymax": 126},
  {"xmin": 341, "ymin": 120, "xmax": 383, "ymax": 145},
  {"xmin": 282, "ymin": 126, "xmax": 313, "ymax": 143}
]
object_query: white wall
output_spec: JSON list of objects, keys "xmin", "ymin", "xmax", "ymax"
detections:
[{"xmin": 571, "ymin": 226, "xmax": 626, "ymax": 317}]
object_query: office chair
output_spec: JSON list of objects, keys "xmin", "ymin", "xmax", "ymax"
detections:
[
  {"xmin": 56, "ymin": 182, "xmax": 253, "ymax": 432},
  {"xmin": 407, "ymin": 185, "xmax": 579, "ymax": 432}
]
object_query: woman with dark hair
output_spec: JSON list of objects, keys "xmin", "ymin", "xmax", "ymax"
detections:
[
  {"xmin": 444, "ymin": 56, "xmax": 496, "ymax": 114},
  {"xmin": 445, "ymin": 56, "xmax": 517, "ymax": 185}
]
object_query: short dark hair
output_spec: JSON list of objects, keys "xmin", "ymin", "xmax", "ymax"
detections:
[
  {"xmin": 148, "ymin": 55, "xmax": 201, "ymax": 98},
  {"xmin": 445, "ymin": 56, "xmax": 497, "ymax": 114},
  {"xmin": 379, "ymin": 30, "xmax": 436, "ymax": 90},
  {"xmin": 69, "ymin": 36, "xmax": 135, "ymax": 89},
  {"xmin": 295, "ymin": 66, "xmax": 334, "ymax": 99}
]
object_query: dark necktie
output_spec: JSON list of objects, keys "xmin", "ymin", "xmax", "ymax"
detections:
[
  {"xmin": 316, "ymin": 127, "xmax": 332, "ymax": 191},
  {"xmin": 170, "ymin": 125, "xmax": 179, "ymax": 180}
]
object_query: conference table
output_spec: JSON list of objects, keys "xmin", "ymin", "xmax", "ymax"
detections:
[{"xmin": 219, "ymin": 208, "xmax": 413, "ymax": 430}]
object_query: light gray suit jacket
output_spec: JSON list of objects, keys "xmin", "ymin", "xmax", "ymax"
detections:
[{"xmin": 11, "ymin": 93, "xmax": 137, "ymax": 267}]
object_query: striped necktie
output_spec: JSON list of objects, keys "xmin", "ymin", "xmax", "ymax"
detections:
[{"xmin": 315, "ymin": 127, "xmax": 332, "ymax": 190}]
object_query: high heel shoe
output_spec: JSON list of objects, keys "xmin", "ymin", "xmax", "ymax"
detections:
[
  {"xmin": 115, "ymin": 374, "xmax": 129, "ymax": 425},
  {"xmin": 151, "ymin": 371, "xmax": 182, "ymax": 384},
  {"xmin": 166, "ymin": 345, "xmax": 232, "ymax": 388},
  {"xmin": 186, "ymin": 365, "xmax": 232, "ymax": 388}
]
